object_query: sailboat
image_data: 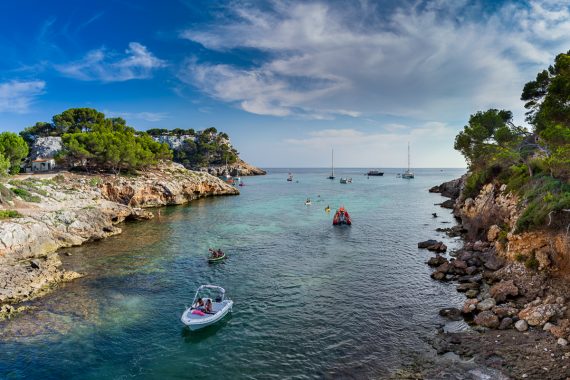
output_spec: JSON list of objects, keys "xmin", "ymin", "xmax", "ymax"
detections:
[
  {"xmin": 327, "ymin": 148, "xmax": 335, "ymax": 179},
  {"xmin": 402, "ymin": 142, "xmax": 414, "ymax": 179}
]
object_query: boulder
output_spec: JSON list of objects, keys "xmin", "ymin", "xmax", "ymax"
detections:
[
  {"xmin": 474, "ymin": 311, "xmax": 499, "ymax": 329},
  {"xmin": 465, "ymin": 266, "xmax": 479, "ymax": 275},
  {"xmin": 463, "ymin": 299, "xmax": 478, "ymax": 314},
  {"xmin": 489, "ymin": 280, "xmax": 519, "ymax": 303},
  {"xmin": 431, "ymin": 271, "xmax": 445, "ymax": 281},
  {"xmin": 451, "ymin": 260, "xmax": 467, "ymax": 270},
  {"xmin": 418, "ymin": 240, "xmax": 438, "ymax": 249},
  {"xmin": 492, "ymin": 305, "xmax": 519, "ymax": 319},
  {"xmin": 465, "ymin": 289, "xmax": 479, "ymax": 298},
  {"xmin": 440, "ymin": 199, "xmax": 455, "ymax": 209},
  {"xmin": 427, "ymin": 242, "xmax": 447, "ymax": 253},
  {"xmin": 477, "ymin": 298, "xmax": 496, "ymax": 311},
  {"xmin": 487, "ymin": 225, "xmax": 501, "ymax": 242},
  {"xmin": 473, "ymin": 240, "xmax": 489, "ymax": 252},
  {"xmin": 435, "ymin": 262, "xmax": 450, "ymax": 273},
  {"xmin": 427, "ymin": 255, "xmax": 447, "ymax": 267},
  {"xmin": 439, "ymin": 307, "xmax": 463, "ymax": 321},
  {"xmin": 543, "ymin": 322, "xmax": 555, "ymax": 332},
  {"xmin": 515, "ymin": 319, "xmax": 528, "ymax": 332},
  {"xmin": 457, "ymin": 283, "xmax": 479, "ymax": 292},
  {"xmin": 483, "ymin": 254, "xmax": 504, "ymax": 271},
  {"xmin": 535, "ymin": 249, "xmax": 551, "ymax": 270},
  {"xmin": 498, "ymin": 317, "xmax": 513, "ymax": 330},
  {"xmin": 550, "ymin": 319, "xmax": 570, "ymax": 339},
  {"xmin": 518, "ymin": 303, "xmax": 562, "ymax": 326}
]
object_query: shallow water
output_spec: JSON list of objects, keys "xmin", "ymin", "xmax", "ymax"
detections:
[{"xmin": 0, "ymin": 168, "xmax": 467, "ymax": 379}]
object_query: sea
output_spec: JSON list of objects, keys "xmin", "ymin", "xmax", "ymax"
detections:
[{"xmin": 0, "ymin": 168, "xmax": 469, "ymax": 379}]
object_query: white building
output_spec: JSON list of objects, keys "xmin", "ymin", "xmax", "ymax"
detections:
[{"xmin": 31, "ymin": 158, "xmax": 56, "ymax": 172}]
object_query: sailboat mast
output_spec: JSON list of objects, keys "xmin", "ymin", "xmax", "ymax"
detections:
[
  {"xmin": 407, "ymin": 142, "xmax": 410, "ymax": 171},
  {"xmin": 331, "ymin": 148, "xmax": 334, "ymax": 177}
]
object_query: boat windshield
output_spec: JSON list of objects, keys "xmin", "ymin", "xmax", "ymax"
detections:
[{"xmin": 194, "ymin": 285, "xmax": 225, "ymax": 304}]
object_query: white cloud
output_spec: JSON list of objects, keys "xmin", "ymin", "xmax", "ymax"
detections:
[
  {"xmin": 282, "ymin": 123, "xmax": 464, "ymax": 167},
  {"xmin": 56, "ymin": 42, "xmax": 166, "ymax": 82},
  {"xmin": 0, "ymin": 80, "xmax": 46, "ymax": 113},
  {"xmin": 179, "ymin": 0, "xmax": 570, "ymax": 123}
]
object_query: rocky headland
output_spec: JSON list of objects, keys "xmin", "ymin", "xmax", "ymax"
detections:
[
  {"xmin": 0, "ymin": 163, "xmax": 238, "ymax": 318},
  {"xmin": 421, "ymin": 177, "xmax": 570, "ymax": 379}
]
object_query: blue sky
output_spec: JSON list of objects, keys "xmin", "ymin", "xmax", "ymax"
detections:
[{"xmin": 0, "ymin": 0, "xmax": 569, "ymax": 168}]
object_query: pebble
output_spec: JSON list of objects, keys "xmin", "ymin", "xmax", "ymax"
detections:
[
  {"xmin": 544, "ymin": 322, "xmax": 555, "ymax": 331},
  {"xmin": 558, "ymin": 338, "xmax": 569, "ymax": 346},
  {"xmin": 515, "ymin": 319, "xmax": 529, "ymax": 332}
]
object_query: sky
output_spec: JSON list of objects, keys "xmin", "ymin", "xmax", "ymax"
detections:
[{"xmin": 0, "ymin": 0, "xmax": 569, "ymax": 168}]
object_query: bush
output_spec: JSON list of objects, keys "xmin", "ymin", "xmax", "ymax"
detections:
[
  {"xmin": 0, "ymin": 210, "xmax": 22, "ymax": 219},
  {"xmin": 525, "ymin": 252, "xmax": 539, "ymax": 270},
  {"xmin": 516, "ymin": 175, "xmax": 570, "ymax": 232},
  {"xmin": 514, "ymin": 253, "xmax": 527, "ymax": 262},
  {"xmin": 11, "ymin": 188, "xmax": 41, "ymax": 203}
]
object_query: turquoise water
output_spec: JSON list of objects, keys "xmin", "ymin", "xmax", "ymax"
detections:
[{"xmin": 0, "ymin": 168, "xmax": 467, "ymax": 379}]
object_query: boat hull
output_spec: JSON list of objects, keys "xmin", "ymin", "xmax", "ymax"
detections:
[
  {"xmin": 181, "ymin": 300, "xmax": 233, "ymax": 330},
  {"xmin": 208, "ymin": 253, "xmax": 226, "ymax": 263}
]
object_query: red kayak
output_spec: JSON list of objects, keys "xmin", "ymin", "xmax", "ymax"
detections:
[{"xmin": 333, "ymin": 207, "xmax": 352, "ymax": 225}]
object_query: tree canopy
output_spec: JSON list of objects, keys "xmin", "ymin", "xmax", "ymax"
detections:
[
  {"xmin": 455, "ymin": 50, "xmax": 570, "ymax": 231},
  {"xmin": 0, "ymin": 132, "xmax": 29, "ymax": 174}
]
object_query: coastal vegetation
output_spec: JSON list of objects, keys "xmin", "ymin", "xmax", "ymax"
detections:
[
  {"xmin": 146, "ymin": 127, "xmax": 238, "ymax": 168},
  {"xmin": 10, "ymin": 108, "xmax": 241, "ymax": 174},
  {"xmin": 455, "ymin": 50, "xmax": 570, "ymax": 232}
]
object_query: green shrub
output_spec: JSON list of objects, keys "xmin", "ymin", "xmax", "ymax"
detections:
[
  {"xmin": 0, "ymin": 210, "xmax": 22, "ymax": 219},
  {"xmin": 516, "ymin": 175, "xmax": 570, "ymax": 232},
  {"xmin": 514, "ymin": 253, "xmax": 527, "ymax": 262},
  {"xmin": 11, "ymin": 188, "xmax": 41, "ymax": 203},
  {"xmin": 89, "ymin": 177, "xmax": 102, "ymax": 187},
  {"xmin": 53, "ymin": 174, "xmax": 65, "ymax": 184},
  {"xmin": 525, "ymin": 252, "xmax": 539, "ymax": 270}
]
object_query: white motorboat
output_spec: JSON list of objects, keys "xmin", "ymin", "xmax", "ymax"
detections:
[{"xmin": 181, "ymin": 285, "xmax": 233, "ymax": 331}]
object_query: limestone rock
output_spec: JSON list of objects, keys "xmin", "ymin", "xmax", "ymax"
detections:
[
  {"xmin": 487, "ymin": 225, "xmax": 501, "ymax": 242},
  {"xmin": 463, "ymin": 299, "xmax": 478, "ymax": 314},
  {"xmin": 498, "ymin": 317, "xmax": 513, "ymax": 330},
  {"xmin": 427, "ymin": 255, "xmax": 447, "ymax": 267},
  {"xmin": 518, "ymin": 303, "xmax": 562, "ymax": 326},
  {"xmin": 515, "ymin": 319, "xmax": 528, "ymax": 332},
  {"xmin": 489, "ymin": 280, "xmax": 519, "ymax": 303},
  {"xmin": 474, "ymin": 311, "xmax": 499, "ymax": 328},
  {"xmin": 477, "ymin": 298, "xmax": 496, "ymax": 311},
  {"xmin": 492, "ymin": 305, "xmax": 518, "ymax": 319}
]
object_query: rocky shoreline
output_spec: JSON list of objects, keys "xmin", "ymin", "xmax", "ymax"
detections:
[
  {"xmin": 0, "ymin": 163, "xmax": 238, "ymax": 318},
  {"xmin": 417, "ymin": 178, "xmax": 570, "ymax": 379}
]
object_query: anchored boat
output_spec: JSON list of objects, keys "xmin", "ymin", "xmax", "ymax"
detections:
[
  {"xmin": 181, "ymin": 285, "xmax": 233, "ymax": 331},
  {"xmin": 367, "ymin": 170, "xmax": 384, "ymax": 176},
  {"xmin": 333, "ymin": 207, "xmax": 352, "ymax": 225}
]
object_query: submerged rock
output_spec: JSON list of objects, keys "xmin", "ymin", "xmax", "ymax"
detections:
[{"xmin": 439, "ymin": 307, "xmax": 463, "ymax": 321}]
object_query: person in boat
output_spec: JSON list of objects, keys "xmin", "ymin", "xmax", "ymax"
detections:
[
  {"xmin": 204, "ymin": 299, "xmax": 213, "ymax": 313},
  {"xmin": 193, "ymin": 297, "xmax": 204, "ymax": 310}
]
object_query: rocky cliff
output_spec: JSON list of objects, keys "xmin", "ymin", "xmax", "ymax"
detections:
[
  {"xmin": 201, "ymin": 158, "xmax": 266, "ymax": 177},
  {"xmin": 0, "ymin": 163, "xmax": 238, "ymax": 312},
  {"xmin": 452, "ymin": 181, "xmax": 570, "ymax": 274}
]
